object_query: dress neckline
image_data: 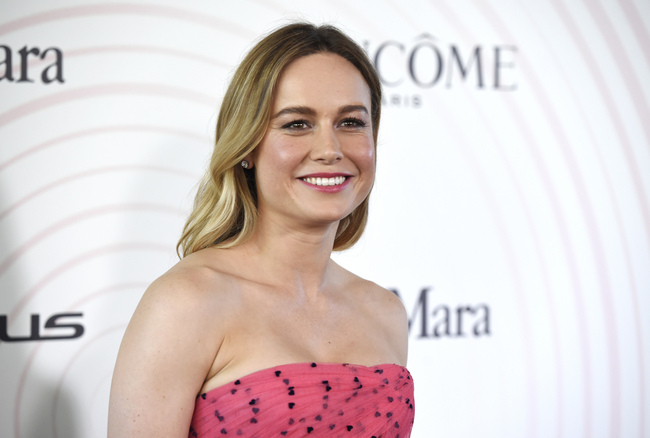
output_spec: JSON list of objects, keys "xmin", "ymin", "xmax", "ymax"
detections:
[{"xmin": 198, "ymin": 362, "xmax": 406, "ymax": 399}]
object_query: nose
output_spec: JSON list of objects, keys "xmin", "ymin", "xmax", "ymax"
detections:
[{"xmin": 310, "ymin": 127, "xmax": 343, "ymax": 164}]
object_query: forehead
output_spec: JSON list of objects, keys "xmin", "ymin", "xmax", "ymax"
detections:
[{"xmin": 272, "ymin": 53, "xmax": 371, "ymax": 110}]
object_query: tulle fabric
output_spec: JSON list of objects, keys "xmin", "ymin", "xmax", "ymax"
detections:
[{"xmin": 190, "ymin": 362, "xmax": 414, "ymax": 437}]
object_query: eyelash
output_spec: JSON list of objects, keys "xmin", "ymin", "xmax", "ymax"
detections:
[
  {"xmin": 282, "ymin": 119, "xmax": 310, "ymax": 130},
  {"xmin": 340, "ymin": 117, "xmax": 366, "ymax": 128},
  {"xmin": 281, "ymin": 118, "xmax": 367, "ymax": 130}
]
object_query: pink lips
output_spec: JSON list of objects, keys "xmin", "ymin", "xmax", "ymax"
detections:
[{"xmin": 298, "ymin": 172, "xmax": 352, "ymax": 193}]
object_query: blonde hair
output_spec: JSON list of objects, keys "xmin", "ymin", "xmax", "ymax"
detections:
[{"xmin": 178, "ymin": 23, "xmax": 382, "ymax": 257}]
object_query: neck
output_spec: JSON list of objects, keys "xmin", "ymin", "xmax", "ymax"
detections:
[{"xmin": 241, "ymin": 215, "xmax": 340, "ymax": 297}]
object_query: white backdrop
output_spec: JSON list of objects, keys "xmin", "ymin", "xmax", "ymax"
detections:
[{"xmin": 1, "ymin": 1, "xmax": 649, "ymax": 437}]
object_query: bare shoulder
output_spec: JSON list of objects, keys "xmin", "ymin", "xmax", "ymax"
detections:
[
  {"xmin": 356, "ymin": 278, "xmax": 408, "ymax": 332},
  {"xmin": 336, "ymin": 265, "xmax": 406, "ymax": 319},
  {"xmin": 108, "ymin": 249, "xmax": 237, "ymax": 437},
  {"xmin": 121, "ymin": 249, "xmax": 241, "ymax": 374},
  {"xmin": 332, "ymin": 263, "xmax": 409, "ymax": 365},
  {"xmin": 145, "ymin": 250, "xmax": 237, "ymax": 312},
  {"xmin": 127, "ymin": 252, "xmax": 236, "ymax": 340}
]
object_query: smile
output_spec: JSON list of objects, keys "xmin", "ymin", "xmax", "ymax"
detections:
[{"xmin": 301, "ymin": 176, "xmax": 347, "ymax": 186}]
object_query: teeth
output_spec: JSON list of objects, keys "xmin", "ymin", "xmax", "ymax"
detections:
[{"xmin": 302, "ymin": 176, "xmax": 347, "ymax": 186}]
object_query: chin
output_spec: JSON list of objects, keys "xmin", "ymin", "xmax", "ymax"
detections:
[{"xmin": 304, "ymin": 208, "xmax": 354, "ymax": 225}]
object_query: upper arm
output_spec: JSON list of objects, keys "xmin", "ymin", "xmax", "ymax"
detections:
[
  {"xmin": 373, "ymin": 285, "xmax": 410, "ymax": 366},
  {"xmin": 386, "ymin": 288, "xmax": 410, "ymax": 365},
  {"xmin": 108, "ymin": 268, "xmax": 224, "ymax": 437}
]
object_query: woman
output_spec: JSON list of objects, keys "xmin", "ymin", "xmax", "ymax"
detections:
[{"xmin": 108, "ymin": 22, "xmax": 414, "ymax": 437}]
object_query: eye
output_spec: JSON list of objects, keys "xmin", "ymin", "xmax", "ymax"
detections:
[
  {"xmin": 339, "ymin": 117, "xmax": 367, "ymax": 128},
  {"xmin": 282, "ymin": 119, "xmax": 310, "ymax": 130}
]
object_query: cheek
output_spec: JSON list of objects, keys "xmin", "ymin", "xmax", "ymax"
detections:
[
  {"xmin": 357, "ymin": 140, "xmax": 376, "ymax": 173},
  {"xmin": 254, "ymin": 142, "xmax": 305, "ymax": 197},
  {"xmin": 258, "ymin": 137, "xmax": 305, "ymax": 170}
]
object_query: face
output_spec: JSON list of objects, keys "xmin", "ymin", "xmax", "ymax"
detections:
[{"xmin": 252, "ymin": 53, "xmax": 375, "ymax": 230}]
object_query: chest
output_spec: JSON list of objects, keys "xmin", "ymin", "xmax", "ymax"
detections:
[{"xmin": 229, "ymin": 292, "xmax": 391, "ymax": 361}]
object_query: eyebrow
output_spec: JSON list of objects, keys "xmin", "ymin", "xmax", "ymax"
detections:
[{"xmin": 271, "ymin": 104, "xmax": 369, "ymax": 119}]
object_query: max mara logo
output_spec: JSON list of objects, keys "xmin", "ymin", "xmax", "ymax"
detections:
[
  {"xmin": 0, "ymin": 44, "xmax": 64, "ymax": 84},
  {"xmin": 393, "ymin": 287, "xmax": 490, "ymax": 339}
]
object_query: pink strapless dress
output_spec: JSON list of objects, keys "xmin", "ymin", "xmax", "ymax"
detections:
[{"xmin": 189, "ymin": 362, "xmax": 414, "ymax": 437}]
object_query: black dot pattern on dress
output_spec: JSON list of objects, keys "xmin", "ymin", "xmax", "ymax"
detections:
[{"xmin": 189, "ymin": 362, "xmax": 414, "ymax": 437}]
